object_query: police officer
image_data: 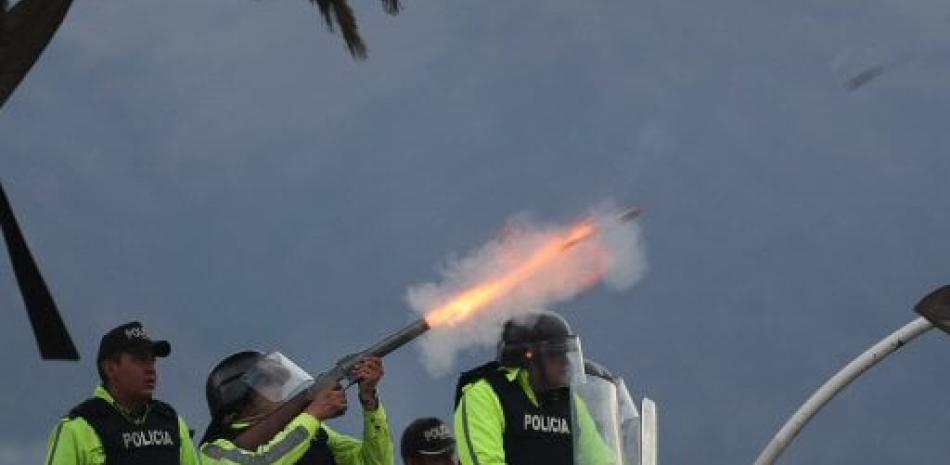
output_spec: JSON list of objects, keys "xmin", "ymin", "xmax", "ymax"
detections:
[
  {"xmin": 200, "ymin": 350, "xmax": 394, "ymax": 465},
  {"xmin": 453, "ymin": 311, "xmax": 610, "ymax": 465},
  {"xmin": 43, "ymin": 321, "xmax": 200, "ymax": 465},
  {"xmin": 400, "ymin": 417, "xmax": 457, "ymax": 465}
]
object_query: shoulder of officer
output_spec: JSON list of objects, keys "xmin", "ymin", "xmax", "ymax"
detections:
[
  {"xmin": 67, "ymin": 397, "xmax": 178, "ymax": 421},
  {"xmin": 149, "ymin": 399, "xmax": 178, "ymax": 419},
  {"xmin": 455, "ymin": 362, "xmax": 508, "ymax": 407},
  {"xmin": 68, "ymin": 398, "xmax": 112, "ymax": 420}
]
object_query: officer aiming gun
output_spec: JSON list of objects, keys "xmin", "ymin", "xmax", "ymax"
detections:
[
  {"xmin": 204, "ymin": 319, "xmax": 430, "ymax": 451},
  {"xmin": 201, "ymin": 204, "xmax": 641, "ymax": 460}
]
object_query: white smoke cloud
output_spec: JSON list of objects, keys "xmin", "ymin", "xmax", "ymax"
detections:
[{"xmin": 407, "ymin": 202, "xmax": 649, "ymax": 375}]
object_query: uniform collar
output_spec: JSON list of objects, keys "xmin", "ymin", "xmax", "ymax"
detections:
[
  {"xmin": 94, "ymin": 385, "xmax": 152, "ymax": 423},
  {"xmin": 502, "ymin": 367, "xmax": 539, "ymax": 406},
  {"xmin": 94, "ymin": 385, "xmax": 115, "ymax": 403}
]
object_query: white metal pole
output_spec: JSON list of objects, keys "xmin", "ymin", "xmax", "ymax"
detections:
[{"xmin": 753, "ymin": 316, "xmax": 934, "ymax": 465}]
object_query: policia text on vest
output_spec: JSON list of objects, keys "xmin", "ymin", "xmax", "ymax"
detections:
[
  {"xmin": 44, "ymin": 386, "xmax": 200, "ymax": 465},
  {"xmin": 523, "ymin": 413, "xmax": 570, "ymax": 435},
  {"xmin": 454, "ymin": 363, "xmax": 615, "ymax": 465},
  {"xmin": 44, "ymin": 322, "xmax": 200, "ymax": 465},
  {"xmin": 454, "ymin": 313, "xmax": 615, "ymax": 465}
]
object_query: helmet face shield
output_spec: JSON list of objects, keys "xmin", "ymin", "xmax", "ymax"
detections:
[
  {"xmin": 240, "ymin": 352, "xmax": 314, "ymax": 404},
  {"xmin": 528, "ymin": 335, "xmax": 585, "ymax": 391}
]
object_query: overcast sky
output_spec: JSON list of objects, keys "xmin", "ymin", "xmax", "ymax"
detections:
[{"xmin": 3, "ymin": 0, "xmax": 950, "ymax": 464}]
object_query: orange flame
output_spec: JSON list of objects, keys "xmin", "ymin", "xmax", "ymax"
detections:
[{"xmin": 423, "ymin": 220, "xmax": 609, "ymax": 327}]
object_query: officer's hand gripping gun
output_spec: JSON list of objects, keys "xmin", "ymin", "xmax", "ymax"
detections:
[{"xmin": 233, "ymin": 318, "xmax": 430, "ymax": 449}]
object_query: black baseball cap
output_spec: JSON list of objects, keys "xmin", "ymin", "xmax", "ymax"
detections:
[
  {"xmin": 97, "ymin": 321, "xmax": 171, "ymax": 361},
  {"xmin": 400, "ymin": 417, "xmax": 455, "ymax": 459}
]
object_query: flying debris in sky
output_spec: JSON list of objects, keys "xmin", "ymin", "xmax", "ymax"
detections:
[
  {"xmin": 844, "ymin": 55, "xmax": 913, "ymax": 92},
  {"xmin": 845, "ymin": 64, "xmax": 887, "ymax": 91},
  {"xmin": 310, "ymin": 0, "xmax": 402, "ymax": 60}
]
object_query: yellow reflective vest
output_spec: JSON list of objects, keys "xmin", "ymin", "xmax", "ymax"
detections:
[
  {"xmin": 43, "ymin": 386, "xmax": 200, "ymax": 465},
  {"xmin": 200, "ymin": 401, "xmax": 394, "ymax": 465},
  {"xmin": 455, "ymin": 367, "xmax": 614, "ymax": 465}
]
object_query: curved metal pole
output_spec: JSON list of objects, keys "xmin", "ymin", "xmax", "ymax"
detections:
[{"xmin": 753, "ymin": 316, "xmax": 934, "ymax": 465}]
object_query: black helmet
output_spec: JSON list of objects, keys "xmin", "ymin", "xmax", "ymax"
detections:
[
  {"xmin": 496, "ymin": 311, "xmax": 575, "ymax": 367},
  {"xmin": 400, "ymin": 417, "xmax": 455, "ymax": 460},
  {"xmin": 206, "ymin": 350, "xmax": 264, "ymax": 421}
]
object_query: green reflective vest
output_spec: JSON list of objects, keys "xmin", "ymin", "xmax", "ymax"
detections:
[
  {"xmin": 455, "ymin": 366, "xmax": 615, "ymax": 465},
  {"xmin": 200, "ymin": 401, "xmax": 394, "ymax": 465},
  {"xmin": 43, "ymin": 386, "xmax": 200, "ymax": 465}
]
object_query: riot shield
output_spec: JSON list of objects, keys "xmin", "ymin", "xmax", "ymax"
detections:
[
  {"xmin": 640, "ymin": 397, "xmax": 657, "ymax": 465},
  {"xmin": 617, "ymin": 378, "xmax": 642, "ymax": 465},
  {"xmin": 571, "ymin": 362, "xmax": 656, "ymax": 465}
]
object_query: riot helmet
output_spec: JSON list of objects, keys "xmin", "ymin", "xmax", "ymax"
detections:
[
  {"xmin": 205, "ymin": 351, "xmax": 315, "ymax": 424},
  {"xmin": 206, "ymin": 350, "xmax": 264, "ymax": 422},
  {"xmin": 496, "ymin": 311, "xmax": 584, "ymax": 392}
]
